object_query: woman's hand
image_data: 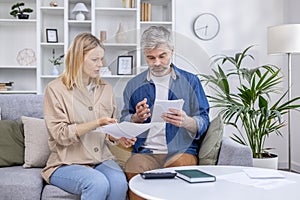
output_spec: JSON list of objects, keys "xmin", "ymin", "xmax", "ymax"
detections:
[
  {"xmin": 118, "ymin": 137, "xmax": 137, "ymax": 148},
  {"xmin": 108, "ymin": 135, "xmax": 137, "ymax": 148},
  {"xmin": 98, "ymin": 117, "xmax": 117, "ymax": 127}
]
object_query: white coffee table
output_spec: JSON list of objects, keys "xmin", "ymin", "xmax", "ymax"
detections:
[{"xmin": 129, "ymin": 165, "xmax": 300, "ymax": 200}]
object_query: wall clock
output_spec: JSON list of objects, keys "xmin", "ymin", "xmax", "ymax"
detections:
[{"xmin": 193, "ymin": 13, "xmax": 220, "ymax": 41}]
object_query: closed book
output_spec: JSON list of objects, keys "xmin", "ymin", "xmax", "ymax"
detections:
[
  {"xmin": 175, "ymin": 169, "xmax": 216, "ymax": 183},
  {"xmin": 148, "ymin": 3, "xmax": 151, "ymax": 21},
  {"xmin": 141, "ymin": 3, "xmax": 145, "ymax": 21},
  {"xmin": 144, "ymin": 3, "xmax": 148, "ymax": 21}
]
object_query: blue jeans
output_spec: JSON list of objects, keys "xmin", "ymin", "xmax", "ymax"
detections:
[{"xmin": 49, "ymin": 160, "xmax": 127, "ymax": 200}]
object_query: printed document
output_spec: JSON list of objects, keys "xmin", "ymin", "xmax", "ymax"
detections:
[
  {"xmin": 151, "ymin": 99, "xmax": 184, "ymax": 122},
  {"xmin": 96, "ymin": 121, "xmax": 153, "ymax": 139}
]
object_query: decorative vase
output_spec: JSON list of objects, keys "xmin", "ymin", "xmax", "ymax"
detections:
[
  {"xmin": 115, "ymin": 23, "xmax": 127, "ymax": 43},
  {"xmin": 51, "ymin": 65, "xmax": 59, "ymax": 75},
  {"xmin": 100, "ymin": 30, "xmax": 107, "ymax": 42},
  {"xmin": 253, "ymin": 153, "xmax": 278, "ymax": 169}
]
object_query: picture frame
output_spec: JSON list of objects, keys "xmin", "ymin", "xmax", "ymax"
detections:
[
  {"xmin": 46, "ymin": 29, "xmax": 58, "ymax": 43},
  {"xmin": 117, "ymin": 55, "xmax": 133, "ymax": 75}
]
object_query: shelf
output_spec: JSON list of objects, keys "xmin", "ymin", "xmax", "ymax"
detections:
[
  {"xmin": 40, "ymin": 75, "xmax": 58, "ymax": 79},
  {"xmin": 0, "ymin": 65, "xmax": 36, "ymax": 69},
  {"xmin": 104, "ymin": 43, "xmax": 137, "ymax": 47},
  {"xmin": 40, "ymin": 75, "xmax": 136, "ymax": 79},
  {"xmin": 0, "ymin": 90, "xmax": 37, "ymax": 94},
  {"xmin": 40, "ymin": 6, "xmax": 64, "ymax": 10},
  {"xmin": 41, "ymin": 43, "xmax": 64, "ymax": 47},
  {"xmin": 95, "ymin": 7, "xmax": 137, "ymax": 15},
  {"xmin": 102, "ymin": 75, "xmax": 135, "ymax": 78},
  {"xmin": 68, "ymin": 20, "xmax": 92, "ymax": 24},
  {"xmin": 140, "ymin": 21, "xmax": 173, "ymax": 25},
  {"xmin": 0, "ymin": 19, "xmax": 37, "ymax": 24}
]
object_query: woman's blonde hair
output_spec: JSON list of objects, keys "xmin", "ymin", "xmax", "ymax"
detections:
[{"xmin": 62, "ymin": 32, "xmax": 104, "ymax": 90}]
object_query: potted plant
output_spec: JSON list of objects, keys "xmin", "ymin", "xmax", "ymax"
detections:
[
  {"xmin": 49, "ymin": 49, "xmax": 64, "ymax": 75},
  {"xmin": 200, "ymin": 46, "xmax": 300, "ymax": 167},
  {"xmin": 10, "ymin": 2, "xmax": 33, "ymax": 19}
]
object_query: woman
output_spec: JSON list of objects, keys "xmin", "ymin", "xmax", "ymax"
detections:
[{"xmin": 41, "ymin": 32, "xmax": 134, "ymax": 200}]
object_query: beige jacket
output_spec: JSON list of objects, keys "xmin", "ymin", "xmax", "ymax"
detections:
[{"xmin": 41, "ymin": 77, "xmax": 117, "ymax": 183}]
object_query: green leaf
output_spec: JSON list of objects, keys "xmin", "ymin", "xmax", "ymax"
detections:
[{"xmin": 258, "ymin": 96, "xmax": 268, "ymax": 109}]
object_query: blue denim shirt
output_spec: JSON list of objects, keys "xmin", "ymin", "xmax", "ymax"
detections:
[{"xmin": 121, "ymin": 64, "xmax": 210, "ymax": 157}]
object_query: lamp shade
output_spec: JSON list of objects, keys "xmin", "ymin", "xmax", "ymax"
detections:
[
  {"xmin": 268, "ymin": 24, "xmax": 300, "ymax": 54},
  {"xmin": 72, "ymin": 3, "xmax": 89, "ymax": 13}
]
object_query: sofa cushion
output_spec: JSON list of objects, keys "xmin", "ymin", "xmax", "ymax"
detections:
[
  {"xmin": 21, "ymin": 116, "xmax": 50, "ymax": 168},
  {"xmin": 0, "ymin": 166, "xmax": 43, "ymax": 200},
  {"xmin": 0, "ymin": 94, "xmax": 44, "ymax": 120},
  {"xmin": 42, "ymin": 184, "xmax": 80, "ymax": 200},
  {"xmin": 0, "ymin": 120, "xmax": 24, "ymax": 167},
  {"xmin": 217, "ymin": 137, "xmax": 253, "ymax": 166},
  {"xmin": 198, "ymin": 114, "xmax": 224, "ymax": 165}
]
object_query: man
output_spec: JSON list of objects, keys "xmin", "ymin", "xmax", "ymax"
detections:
[{"xmin": 121, "ymin": 26, "xmax": 210, "ymax": 199}]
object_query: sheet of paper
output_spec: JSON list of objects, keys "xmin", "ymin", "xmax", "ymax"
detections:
[
  {"xmin": 151, "ymin": 99, "xmax": 184, "ymax": 122},
  {"xmin": 218, "ymin": 172, "xmax": 294, "ymax": 190},
  {"xmin": 96, "ymin": 121, "xmax": 153, "ymax": 139},
  {"xmin": 243, "ymin": 168, "xmax": 285, "ymax": 179}
]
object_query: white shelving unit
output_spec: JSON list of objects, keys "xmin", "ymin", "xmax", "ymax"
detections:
[
  {"xmin": 37, "ymin": 0, "xmax": 65, "ymax": 93},
  {"xmin": 0, "ymin": 0, "xmax": 174, "ymax": 94},
  {"xmin": 0, "ymin": 0, "xmax": 37, "ymax": 94}
]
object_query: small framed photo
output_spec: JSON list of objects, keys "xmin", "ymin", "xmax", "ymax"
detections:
[
  {"xmin": 46, "ymin": 29, "xmax": 58, "ymax": 43},
  {"xmin": 117, "ymin": 55, "xmax": 133, "ymax": 75}
]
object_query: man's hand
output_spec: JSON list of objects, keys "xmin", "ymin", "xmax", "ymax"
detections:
[
  {"xmin": 131, "ymin": 98, "xmax": 151, "ymax": 123},
  {"xmin": 161, "ymin": 108, "xmax": 197, "ymax": 134}
]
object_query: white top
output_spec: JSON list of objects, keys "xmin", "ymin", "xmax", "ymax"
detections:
[
  {"xmin": 129, "ymin": 165, "xmax": 300, "ymax": 200},
  {"xmin": 143, "ymin": 73, "xmax": 171, "ymax": 154}
]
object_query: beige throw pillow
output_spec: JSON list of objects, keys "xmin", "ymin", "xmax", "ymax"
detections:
[
  {"xmin": 21, "ymin": 116, "xmax": 50, "ymax": 168},
  {"xmin": 198, "ymin": 114, "xmax": 224, "ymax": 165},
  {"xmin": 108, "ymin": 144, "xmax": 132, "ymax": 170}
]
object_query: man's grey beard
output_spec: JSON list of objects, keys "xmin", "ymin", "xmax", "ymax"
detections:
[{"xmin": 150, "ymin": 58, "xmax": 172, "ymax": 77}]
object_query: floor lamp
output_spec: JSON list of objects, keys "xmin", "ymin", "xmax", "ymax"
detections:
[{"xmin": 267, "ymin": 24, "xmax": 300, "ymax": 171}]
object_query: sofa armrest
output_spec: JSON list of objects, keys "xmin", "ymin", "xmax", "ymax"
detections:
[{"xmin": 217, "ymin": 137, "xmax": 253, "ymax": 166}]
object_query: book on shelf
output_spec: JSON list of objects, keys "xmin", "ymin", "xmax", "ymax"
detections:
[
  {"xmin": 130, "ymin": 0, "xmax": 136, "ymax": 8},
  {"xmin": 175, "ymin": 169, "xmax": 216, "ymax": 183},
  {"xmin": 141, "ymin": 2, "xmax": 151, "ymax": 21},
  {"xmin": 0, "ymin": 84, "xmax": 6, "ymax": 91},
  {"xmin": 0, "ymin": 82, "xmax": 13, "ymax": 91}
]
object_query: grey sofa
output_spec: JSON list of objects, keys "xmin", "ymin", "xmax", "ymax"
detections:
[{"xmin": 0, "ymin": 94, "xmax": 253, "ymax": 200}]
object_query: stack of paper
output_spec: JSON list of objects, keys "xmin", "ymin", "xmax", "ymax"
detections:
[{"xmin": 243, "ymin": 168, "xmax": 285, "ymax": 179}]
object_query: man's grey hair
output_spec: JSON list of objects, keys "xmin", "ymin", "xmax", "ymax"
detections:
[{"xmin": 141, "ymin": 26, "xmax": 174, "ymax": 51}]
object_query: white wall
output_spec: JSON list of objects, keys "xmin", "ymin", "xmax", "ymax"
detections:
[{"xmin": 174, "ymin": 0, "xmax": 300, "ymax": 171}]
